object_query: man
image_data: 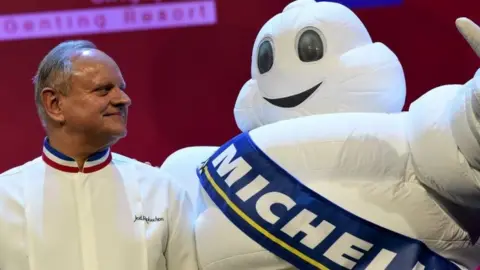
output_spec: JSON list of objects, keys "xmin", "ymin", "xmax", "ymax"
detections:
[{"xmin": 0, "ymin": 40, "xmax": 198, "ymax": 270}]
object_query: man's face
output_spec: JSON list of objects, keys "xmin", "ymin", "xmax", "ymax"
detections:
[{"xmin": 60, "ymin": 49, "xmax": 131, "ymax": 143}]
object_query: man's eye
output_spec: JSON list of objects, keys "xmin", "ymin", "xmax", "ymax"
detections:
[
  {"xmin": 95, "ymin": 84, "xmax": 114, "ymax": 93},
  {"xmin": 95, "ymin": 88, "xmax": 109, "ymax": 96}
]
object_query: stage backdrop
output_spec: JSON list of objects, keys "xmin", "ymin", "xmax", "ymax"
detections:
[{"xmin": 0, "ymin": 0, "xmax": 479, "ymax": 171}]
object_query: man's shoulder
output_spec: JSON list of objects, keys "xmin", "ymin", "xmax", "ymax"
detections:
[
  {"xmin": 0, "ymin": 157, "xmax": 43, "ymax": 179},
  {"xmin": 0, "ymin": 157, "xmax": 43, "ymax": 191},
  {"xmin": 111, "ymin": 152, "xmax": 174, "ymax": 181},
  {"xmin": 111, "ymin": 153, "xmax": 187, "ymax": 197},
  {"xmin": 112, "ymin": 152, "xmax": 157, "ymax": 170}
]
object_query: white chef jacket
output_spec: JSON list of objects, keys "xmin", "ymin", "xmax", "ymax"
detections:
[{"xmin": 0, "ymin": 139, "xmax": 198, "ymax": 270}]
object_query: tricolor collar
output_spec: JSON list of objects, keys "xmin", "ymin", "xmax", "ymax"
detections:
[{"xmin": 42, "ymin": 138, "xmax": 112, "ymax": 173}]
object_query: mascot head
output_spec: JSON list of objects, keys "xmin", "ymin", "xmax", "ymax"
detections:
[{"xmin": 234, "ymin": 0, "xmax": 406, "ymax": 132}]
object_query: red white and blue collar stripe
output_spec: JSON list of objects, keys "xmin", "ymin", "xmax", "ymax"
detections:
[{"xmin": 42, "ymin": 138, "xmax": 112, "ymax": 173}]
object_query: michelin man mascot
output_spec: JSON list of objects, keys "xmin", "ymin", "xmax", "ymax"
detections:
[
  {"xmin": 193, "ymin": 17, "xmax": 480, "ymax": 270},
  {"xmin": 160, "ymin": 0, "xmax": 406, "ymax": 215}
]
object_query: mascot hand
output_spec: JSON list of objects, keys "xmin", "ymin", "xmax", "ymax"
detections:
[
  {"xmin": 456, "ymin": 17, "xmax": 480, "ymax": 134},
  {"xmin": 456, "ymin": 17, "xmax": 480, "ymax": 58}
]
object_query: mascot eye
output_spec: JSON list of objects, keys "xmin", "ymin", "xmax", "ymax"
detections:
[
  {"xmin": 257, "ymin": 39, "xmax": 274, "ymax": 74},
  {"xmin": 297, "ymin": 29, "xmax": 324, "ymax": 62}
]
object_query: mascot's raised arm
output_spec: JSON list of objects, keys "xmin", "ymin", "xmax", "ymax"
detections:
[
  {"xmin": 160, "ymin": 0, "xmax": 406, "ymax": 215},
  {"xmin": 194, "ymin": 17, "xmax": 480, "ymax": 270}
]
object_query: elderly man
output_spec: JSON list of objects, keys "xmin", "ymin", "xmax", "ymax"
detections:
[{"xmin": 0, "ymin": 40, "xmax": 198, "ymax": 270}]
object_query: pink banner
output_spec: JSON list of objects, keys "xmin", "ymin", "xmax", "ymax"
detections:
[{"xmin": 0, "ymin": 0, "xmax": 217, "ymax": 41}]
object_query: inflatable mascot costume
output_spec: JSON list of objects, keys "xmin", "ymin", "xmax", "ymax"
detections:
[
  {"xmin": 193, "ymin": 17, "xmax": 480, "ymax": 269},
  {"xmin": 161, "ymin": 0, "xmax": 406, "ymax": 215}
]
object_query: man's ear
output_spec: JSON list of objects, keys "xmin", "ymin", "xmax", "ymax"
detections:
[{"xmin": 41, "ymin": 87, "xmax": 65, "ymax": 123}]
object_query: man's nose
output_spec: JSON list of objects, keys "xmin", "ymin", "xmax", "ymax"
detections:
[{"xmin": 112, "ymin": 87, "xmax": 132, "ymax": 107}]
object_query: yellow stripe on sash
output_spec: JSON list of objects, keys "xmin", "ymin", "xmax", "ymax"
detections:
[{"xmin": 203, "ymin": 167, "xmax": 329, "ymax": 270}]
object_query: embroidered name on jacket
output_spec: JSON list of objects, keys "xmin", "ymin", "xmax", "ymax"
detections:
[
  {"xmin": 197, "ymin": 132, "xmax": 460, "ymax": 270},
  {"xmin": 134, "ymin": 215, "xmax": 164, "ymax": 224}
]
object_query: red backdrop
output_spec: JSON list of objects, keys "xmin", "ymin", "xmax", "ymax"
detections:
[{"xmin": 0, "ymin": 0, "xmax": 479, "ymax": 171}]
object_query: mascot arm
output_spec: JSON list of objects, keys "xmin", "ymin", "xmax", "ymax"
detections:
[
  {"xmin": 408, "ymin": 79, "xmax": 480, "ymax": 208},
  {"xmin": 451, "ymin": 76, "xmax": 480, "ymax": 169},
  {"xmin": 160, "ymin": 146, "xmax": 219, "ymax": 216}
]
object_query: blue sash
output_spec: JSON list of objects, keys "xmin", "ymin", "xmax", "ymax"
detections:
[{"xmin": 197, "ymin": 132, "xmax": 460, "ymax": 270}]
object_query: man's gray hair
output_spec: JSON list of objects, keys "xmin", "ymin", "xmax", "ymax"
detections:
[{"xmin": 33, "ymin": 40, "xmax": 97, "ymax": 125}]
